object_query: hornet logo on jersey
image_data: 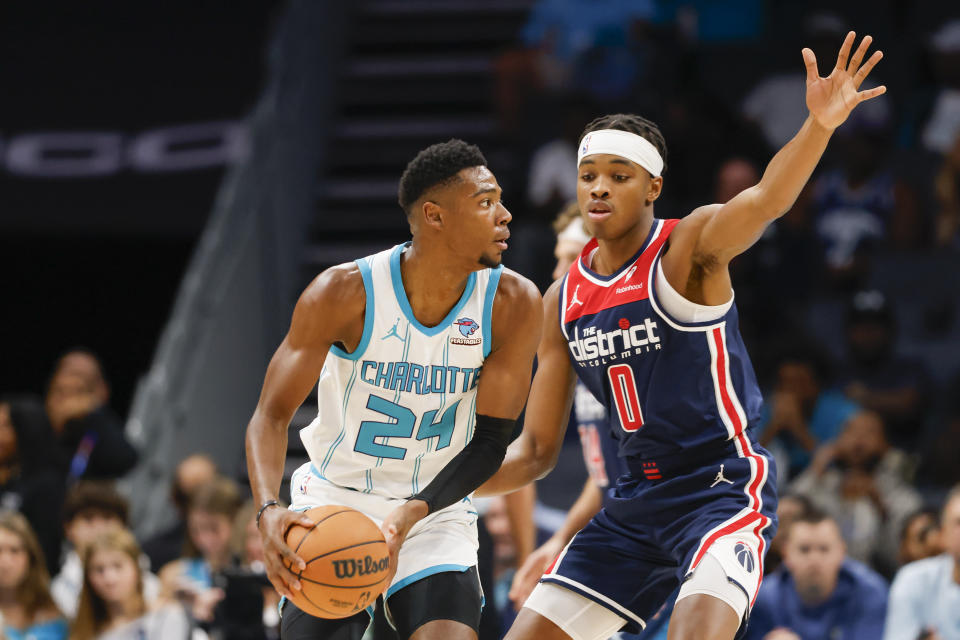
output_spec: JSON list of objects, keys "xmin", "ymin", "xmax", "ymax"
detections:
[
  {"xmin": 734, "ymin": 542, "xmax": 755, "ymax": 573},
  {"xmin": 451, "ymin": 317, "xmax": 481, "ymax": 346}
]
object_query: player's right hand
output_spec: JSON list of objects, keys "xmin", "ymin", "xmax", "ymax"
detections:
[
  {"xmin": 509, "ymin": 536, "xmax": 565, "ymax": 610},
  {"xmin": 258, "ymin": 506, "xmax": 314, "ymax": 599}
]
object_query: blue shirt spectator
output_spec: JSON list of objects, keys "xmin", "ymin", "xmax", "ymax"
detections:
[
  {"xmin": 759, "ymin": 347, "xmax": 859, "ymax": 482},
  {"xmin": 747, "ymin": 511, "xmax": 888, "ymax": 640},
  {"xmin": 884, "ymin": 486, "xmax": 960, "ymax": 640}
]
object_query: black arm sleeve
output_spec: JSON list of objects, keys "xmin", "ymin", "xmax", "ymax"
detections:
[{"xmin": 409, "ymin": 414, "xmax": 516, "ymax": 514}]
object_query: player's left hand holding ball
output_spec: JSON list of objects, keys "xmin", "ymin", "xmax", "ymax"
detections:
[
  {"xmin": 258, "ymin": 505, "xmax": 315, "ymax": 598},
  {"xmin": 803, "ymin": 30, "xmax": 886, "ymax": 130}
]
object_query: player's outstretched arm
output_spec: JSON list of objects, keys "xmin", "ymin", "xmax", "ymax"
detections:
[
  {"xmin": 476, "ymin": 278, "xmax": 577, "ymax": 497},
  {"xmin": 679, "ymin": 32, "xmax": 886, "ymax": 268},
  {"xmin": 245, "ymin": 263, "xmax": 365, "ymax": 599},
  {"xmin": 379, "ymin": 270, "xmax": 543, "ymax": 556}
]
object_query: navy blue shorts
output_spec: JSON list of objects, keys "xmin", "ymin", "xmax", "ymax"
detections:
[{"xmin": 541, "ymin": 443, "xmax": 778, "ymax": 634}]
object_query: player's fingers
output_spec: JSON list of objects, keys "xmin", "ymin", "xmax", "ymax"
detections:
[
  {"xmin": 287, "ymin": 511, "xmax": 315, "ymax": 529},
  {"xmin": 267, "ymin": 574, "xmax": 294, "ymax": 599},
  {"xmin": 801, "ymin": 48, "xmax": 819, "ymax": 85},
  {"xmin": 853, "ymin": 50, "xmax": 883, "ymax": 88},
  {"xmin": 835, "ymin": 31, "xmax": 855, "ymax": 70},
  {"xmin": 274, "ymin": 539, "xmax": 307, "ymax": 573},
  {"xmin": 847, "ymin": 34, "xmax": 872, "ymax": 73},
  {"xmin": 856, "ymin": 85, "xmax": 887, "ymax": 103}
]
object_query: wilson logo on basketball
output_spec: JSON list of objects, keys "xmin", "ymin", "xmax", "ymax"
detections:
[{"xmin": 332, "ymin": 555, "xmax": 390, "ymax": 579}]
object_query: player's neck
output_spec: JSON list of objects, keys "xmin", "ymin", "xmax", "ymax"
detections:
[
  {"xmin": 592, "ymin": 213, "xmax": 655, "ymax": 276},
  {"xmin": 399, "ymin": 242, "xmax": 473, "ymax": 327}
]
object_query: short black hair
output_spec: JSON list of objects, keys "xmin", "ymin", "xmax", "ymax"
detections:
[
  {"xmin": 580, "ymin": 114, "xmax": 668, "ymax": 174},
  {"xmin": 398, "ymin": 139, "xmax": 487, "ymax": 215}
]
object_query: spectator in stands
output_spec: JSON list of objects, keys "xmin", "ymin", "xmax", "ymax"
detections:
[
  {"xmin": 51, "ymin": 481, "xmax": 160, "ymax": 619},
  {"xmin": 934, "ymin": 131, "xmax": 960, "ymax": 247},
  {"xmin": 884, "ymin": 485, "xmax": 960, "ymax": 640},
  {"xmin": 759, "ymin": 344, "xmax": 858, "ymax": 482},
  {"xmin": 764, "ymin": 493, "xmax": 814, "ymax": 576},
  {"xmin": 920, "ymin": 21, "xmax": 960, "ymax": 156},
  {"xmin": 228, "ymin": 501, "xmax": 277, "ymax": 639},
  {"xmin": 838, "ymin": 290, "xmax": 930, "ymax": 449},
  {"xmin": 899, "ymin": 509, "xmax": 943, "ymax": 568},
  {"xmin": 495, "ymin": 0, "xmax": 656, "ymax": 130},
  {"xmin": 791, "ymin": 409, "xmax": 921, "ymax": 575},
  {"xmin": 807, "ymin": 104, "xmax": 918, "ymax": 290},
  {"xmin": 719, "ymin": 157, "xmax": 818, "ymax": 350},
  {"xmin": 142, "ymin": 454, "xmax": 217, "ymax": 572},
  {"xmin": 747, "ymin": 509, "xmax": 888, "ymax": 640},
  {"xmin": 0, "ymin": 511, "xmax": 68, "ymax": 640},
  {"xmin": 0, "ymin": 396, "xmax": 66, "ymax": 571},
  {"xmin": 158, "ymin": 476, "xmax": 242, "ymax": 625},
  {"xmin": 741, "ymin": 12, "xmax": 846, "ymax": 151},
  {"xmin": 44, "ymin": 350, "xmax": 137, "ymax": 482},
  {"xmin": 919, "ymin": 372, "xmax": 960, "ymax": 490},
  {"xmin": 71, "ymin": 527, "xmax": 206, "ymax": 640}
]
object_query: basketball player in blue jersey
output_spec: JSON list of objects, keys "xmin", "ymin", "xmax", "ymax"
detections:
[
  {"xmin": 245, "ymin": 139, "xmax": 542, "ymax": 640},
  {"xmin": 479, "ymin": 32, "xmax": 887, "ymax": 640}
]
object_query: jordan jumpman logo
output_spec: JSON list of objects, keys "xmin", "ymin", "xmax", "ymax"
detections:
[
  {"xmin": 567, "ymin": 284, "xmax": 584, "ymax": 311},
  {"xmin": 710, "ymin": 464, "xmax": 734, "ymax": 487},
  {"xmin": 382, "ymin": 317, "xmax": 404, "ymax": 342}
]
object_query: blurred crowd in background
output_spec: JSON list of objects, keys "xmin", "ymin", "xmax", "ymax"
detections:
[{"xmin": 2, "ymin": 1, "xmax": 960, "ymax": 639}]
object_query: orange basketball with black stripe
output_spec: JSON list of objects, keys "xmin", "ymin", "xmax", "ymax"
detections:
[{"xmin": 283, "ymin": 505, "xmax": 390, "ymax": 618}]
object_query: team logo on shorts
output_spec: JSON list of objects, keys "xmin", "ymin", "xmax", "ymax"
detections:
[
  {"xmin": 298, "ymin": 473, "xmax": 311, "ymax": 495},
  {"xmin": 451, "ymin": 317, "xmax": 481, "ymax": 346},
  {"xmin": 734, "ymin": 542, "xmax": 755, "ymax": 573}
]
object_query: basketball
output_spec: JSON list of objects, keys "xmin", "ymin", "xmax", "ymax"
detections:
[{"xmin": 283, "ymin": 505, "xmax": 390, "ymax": 619}]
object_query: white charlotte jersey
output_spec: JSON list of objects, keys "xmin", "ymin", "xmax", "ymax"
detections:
[{"xmin": 300, "ymin": 242, "xmax": 502, "ymax": 500}]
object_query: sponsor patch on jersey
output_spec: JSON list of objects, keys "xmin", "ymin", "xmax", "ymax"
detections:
[{"xmin": 451, "ymin": 317, "xmax": 481, "ymax": 345}]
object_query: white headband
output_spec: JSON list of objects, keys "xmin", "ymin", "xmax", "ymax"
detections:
[
  {"xmin": 557, "ymin": 217, "xmax": 591, "ymax": 247},
  {"xmin": 578, "ymin": 129, "xmax": 663, "ymax": 177}
]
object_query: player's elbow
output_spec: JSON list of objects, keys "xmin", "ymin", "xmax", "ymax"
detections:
[{"xmin": 531, "ymin": 440, "xmax": 562, "ymax": 479}]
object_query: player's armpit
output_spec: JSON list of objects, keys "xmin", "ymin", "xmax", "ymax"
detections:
[{"xmin": 476, "ymin": 279, "xmax": 577, "ymax": 496}]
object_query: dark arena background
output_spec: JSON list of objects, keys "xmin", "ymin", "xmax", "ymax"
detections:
[{"xmin": 1, "ymin": 1, "xmax": 959, "ymax": 639}]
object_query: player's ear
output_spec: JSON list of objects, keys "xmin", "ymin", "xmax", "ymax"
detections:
[
  {"xmin": 646, "ymin": 175, "xmax": 663, "ymax": 205},
  {"xmin": 421, "ymin": 200, "xmax": 444, "ymax": 230}
]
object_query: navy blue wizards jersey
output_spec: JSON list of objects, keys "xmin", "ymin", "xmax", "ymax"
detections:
[{"xmin": 559, "ymin": 218, "xmax": 766, "ymax": 465}]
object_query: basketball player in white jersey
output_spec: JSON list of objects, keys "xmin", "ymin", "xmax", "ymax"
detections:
[{"xmin": 245, "ymin": 139, "xmax": 542, "ymax": 640}]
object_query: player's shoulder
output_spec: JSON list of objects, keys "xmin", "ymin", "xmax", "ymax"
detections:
[
  {"xmin": 298, "ymin": 261, "xmax": 366, "ymax": 315},
  {"xmin": 671, "ymin": 205, "xmax": 723, "ymax": 241},
  {"xmin": 489, "ymin": 268, "xmax": 542, "ymax": 340},
  {"xmin": 493, "ymin": 267, "xmax": 542, "ymax": 311}
]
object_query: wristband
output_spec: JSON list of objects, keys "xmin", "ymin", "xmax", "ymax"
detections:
[{"xmin": 256, "ymin": 499, "xmax": 280, "ymax": 529}]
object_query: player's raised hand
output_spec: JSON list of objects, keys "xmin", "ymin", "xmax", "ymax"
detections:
[
  {"xmin": 258, "ymin": 506, "xmax": 314, "ymax": 598},
  {"xmin": 803, "ymin": 31, "xmax": 886, "ymax": 130}
]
